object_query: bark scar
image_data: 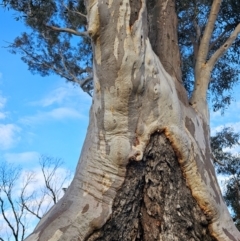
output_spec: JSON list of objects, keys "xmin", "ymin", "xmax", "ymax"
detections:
[{"xmin": 129, "ymin": 0, "xmax": 142, "ymax": 27}]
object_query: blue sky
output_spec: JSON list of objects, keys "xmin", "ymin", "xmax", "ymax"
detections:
[
  {"xmin": 0, "ymin": 8, "xmax": 92, "ymax": 238},
  {"xmin": 0, "ymin": 6, "xmax": 240, "ymax": 173},
  {"xmin": 0, "ymin": 5, "xmax": 240, "ymax": 183},
  {"xmin": 0, "ymin": 5, "xmax": 240, "ymax": 239},
  {"xmin": 0, "ymin": 7, "xmax": 92, "ymax": 172}
]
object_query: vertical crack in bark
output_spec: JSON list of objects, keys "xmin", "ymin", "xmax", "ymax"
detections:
[
  {"xmin": 86, "ymin": 133, "xmax": 217, "ymax": 241},
  {"xmin": 129, "ymin": 0, "xmax": 142, "ymax": 27}
]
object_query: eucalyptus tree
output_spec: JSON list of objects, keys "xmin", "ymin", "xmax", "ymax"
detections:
[
  {"xmin": 211, "ymin": 127, "xmax": 240, "ymax": 231},
  {"xmin": 2, "ymin": 0, "xmax": 93, "ymax": 96},
  {"xmin": 2, "ymin": 0, "xmax": 240, "ymax": 240},
  {"xmin": 177, "ymin": 0, "xmax": 240, "ymax": 112}
]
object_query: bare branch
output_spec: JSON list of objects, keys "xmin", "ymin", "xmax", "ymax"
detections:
[
  {"xmin": 0, "ymin": 158, "xmax": 72, "ymax": 240},
  {"xmin": 22, "ymin": 203, "xmax": 42, "ymax": 220},
  {"xmin": 39, "ymin": 155, "xmax": 70, "ymax": 205},
  {"xmin": 16, "ymin": 45, "xmax": 93, "ymax": 96},
  {"xmin": 59, "ymin": 53, "xmax": 93, "ymax": 96},
  {"xmin": 62, "ymin": 2, "xmax": 87, "ymax": 19},
  {"xmin": 195, "ymin": 0, "xmax": 222, "ymax": 73},
  {"xmin": 0, "ymin": 163, "xmax": 22, "ymax": 241},
  {"xmin": 20, "ymin": 172, "xmax": 43, "ymax": 220},
  {"xmin": 211, "ymin": 154, "xmax": 225, "ymax": 166},
  {"xmin": 40, "ymin": 162, "xmax": 57, "ymax": 204},
  {"xmin": 7, "ymin": 193, "xmax": 20, "ymax": 239},
  {"xmin": 209, "ymin": 28, "xmax": 230, "ymax": 51},
  {"xmin": 19, "ymin": 215, "xmax": 26, "ymax": 241},
  {"xmin": 191, "ymin": 20, "xmax": 201, "ymax": 64},
  {"xmin": 45, "ymin": 25, "xmax": 88, "ymax": 37},
  {"xmin": 193, "ymin": 19, "xmax": 201, "ymax": 43},
  {"xmin": 208, "ymin": 23, "xmax": 240, "ymax": 70},
  {"xmin": 0, "ymin": 198, "xmax": 17, "ymax": 240}
]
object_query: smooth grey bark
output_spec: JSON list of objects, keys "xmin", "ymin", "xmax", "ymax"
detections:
[{"xmin": 24, "ymin": 0, "xmax": 240, "ymax": 241}]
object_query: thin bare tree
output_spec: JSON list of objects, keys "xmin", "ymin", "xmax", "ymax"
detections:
[{"xmin": 0, "ymin": 155, "xmax": 71, "ymax": 241}]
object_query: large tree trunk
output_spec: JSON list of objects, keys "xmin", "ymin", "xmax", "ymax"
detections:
[
  {"xmin": 86, "ymin": 133, "xmax": 216, "ymax": 241},
  {"xmin": 25, "ymin": 0, "xmax": 240, "ymax": 240}
]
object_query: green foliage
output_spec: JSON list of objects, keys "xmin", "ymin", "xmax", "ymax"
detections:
[
  {"xmin": 1, "ymin": 0, "xmax": 240, "ymax": 232},
  {"xmin": 1, "ymin": 0, "xmax": 240, "ymax": 105},
  {"xmin": 211, "ymin": 127, "xmax": 239, "ymax": 158},
  {"xmin": 211, "ymin": 127, "xmax": 240, "ymax": 229},
  {"xmin": 177, "ymin": 0, "xmax": 240, "ymax": 112},
  {"xmin": 1, "ymin": 0, "xmax": 93, "ymax": 95}
]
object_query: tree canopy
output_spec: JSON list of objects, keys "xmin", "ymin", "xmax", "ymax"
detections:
[
  {"xmin": 211, "ymin": 127, "xmax": 240, "ymax": 230},
  {"xmin": 1, "ymin": 0, "xmax": 240, "ymax": 238},
  {"xmin": 177, "ymin": 0, "xmax": 240, "ymax": 112},
  {"xmin": 1, "ymin": 0, "xmax": 240, "ymax": 110},
  {"xmin": 2, "ymin": 0, "xmax": 93, "ymax": 95}
]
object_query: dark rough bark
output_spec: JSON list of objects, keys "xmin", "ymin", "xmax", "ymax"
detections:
[
  {"xmin": 86, "ymin": 133, "xmax": 217, "ymax": 241},
  {"xmin": 129, "ymin": 0, "xmax": 142, "ymax": 27},
  {"xmin": 147, "ymin": 0, "xmax": 182, "ymax": 82}
]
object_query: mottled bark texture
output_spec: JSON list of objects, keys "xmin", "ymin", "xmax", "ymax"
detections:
[
  {"xmin": 24, "ymin": 0, "xmax": 240, "ymax": 241},
  {"xmin": 87, "ymin": 133, "xmax": 216, "ymax": 241}
]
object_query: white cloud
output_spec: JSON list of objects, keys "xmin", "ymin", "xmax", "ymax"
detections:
[
  {"xmin": 0, "ymin": 124, "xmax": 21, "ymax": 150},
  {"xmin": 21, "ymin": 84, "xmax": 91, "ymax": 126},
  {"xmin": 0, "ymin": 94, "xmax": 7, "ymax": 120},
  {"xmin": 4, "ymin": 151, "xmax": 40, "ymax": 163},
  {"xmin": 49, "ymin": 107, "xmax": 83, "ymax": 119},
  {"xmin": 20, "ymin": 166, "xmax": 72, "ymax": 197},
  {"xmin": 31, "ymin": 87, "xmax": 69, "ymax": 107},
  {"xmin": 0, "ymin": 163, "xmax": 72, "ymax": 240},
  {"xmin": 20, "ymin": 107, "xmax": 83, "ymax": 125},
  {"xmin": 0, "ymin": 112, "xmax": 6, "ymax": 119},
  {"xmin": 211, "ymin": 122, "xmax": 240, "ymax": 136},
  {"xmin": 217, "ymin": 174, "xmax": 229, "ymax": 195},
  {"xmin": 210, "ymin": 99, "xmax": 240, "ymax": 134},
  {"xmin": 30, "ymin": 85, "xmax": 85, "ymax": 107},
  {"xmin": 211, "ymin": 125, "xmax": 224, "ymax": 135},
  {"xmin": 0, "ymin": 95, "xmax": 6, "ymax": 109}
]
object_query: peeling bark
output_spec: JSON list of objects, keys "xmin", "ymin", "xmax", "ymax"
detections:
[
  {"xmin": 24, "ymin": 1, "xmax": 240, "ymax": 241},
  {"xmin": 87, "ymin": 133, "xmax": 217, "ymax": 241}
]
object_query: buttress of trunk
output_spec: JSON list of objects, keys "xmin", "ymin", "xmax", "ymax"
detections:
[
  {"xmin": 87, "ymin": 133, "xmax": 216, "ymax": 241},
  {"xmin": 24, "ymin": 1, "xmax": 240, "ymax": 241}
]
